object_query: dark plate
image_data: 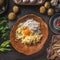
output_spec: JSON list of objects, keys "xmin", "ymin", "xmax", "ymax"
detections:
[
  {"xmin": 0, "ymin": 0, "xmax": 8, "ymax": 14},
  {"xmin": 49, "ymin": 13, "xmax": 60, "ymax": 34}
]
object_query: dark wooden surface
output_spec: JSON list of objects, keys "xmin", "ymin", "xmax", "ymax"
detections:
[{"xmin": 0, "ymin": 0, "xmax": 55, "ymax": 60}]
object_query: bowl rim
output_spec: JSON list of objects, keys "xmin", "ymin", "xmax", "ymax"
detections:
[
  {"xmin": 53, "ymin": 17, "xmax": 60, "ymax": 30},
  {"xmin": 49, "ymin": 13, "xmax": 60, "ymax": 34}
]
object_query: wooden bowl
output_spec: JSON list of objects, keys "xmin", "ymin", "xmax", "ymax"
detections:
[
  {"xmin": 13, "ymin": 0, "xmax": 46, "ymax": 5},
  {"xmin": 10, "ymin": 14, "xmax": 48, "ymax": 55}
]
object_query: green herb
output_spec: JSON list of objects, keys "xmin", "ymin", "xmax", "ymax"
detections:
[
  {"xmin": 0, "ymin": 17, "xmax": 11, "ymax": 52},
  {"xmin": 0, "ymin": 20, "xmax": 7, "ymax": 25},
  {"xmin": 0, "ymin": 48, "xmax": 11, "ymax": 52},
  {"xmin": 0, "ymin": 26, "xmax": 4, "ymax": 31},
  {"xmin": 1, "ymin": 33, "xmax": 8, "ymax": 39},
  {"xmin": 0, "ymin": 40, "xmax": 11, "ymax": 52},
  {"xmin": 0, "ymin": 17, "xmax": 10, "ymax": 40},
  {"xmin": 1, "ymin": 40, "xmax": 10, "ymax": 47},
  {"xmin": 4, "ymin": 25, "xmax": 11, "ymax": 31}
]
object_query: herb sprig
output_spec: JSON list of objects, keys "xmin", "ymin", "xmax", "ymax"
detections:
[
  {"xmin": 0, "ymin": 17, "xmax": 11, "ymax": 52},
  {"xmin": 0, "ymin": 40, "xmax": 11, "ymax": 52}
]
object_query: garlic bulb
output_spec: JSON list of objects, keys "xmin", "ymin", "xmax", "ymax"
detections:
[{"xmin": 51, "ymin": 0, "xmax": 58, "ymax": 6}]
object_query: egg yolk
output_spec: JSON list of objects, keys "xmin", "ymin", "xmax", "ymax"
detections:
[{"xmin": 23, "ymin": 28, "xmax": 31, "ymax": 35}]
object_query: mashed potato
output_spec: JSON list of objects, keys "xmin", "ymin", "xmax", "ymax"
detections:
[{"xmin": 16, "ymin": 19, "xmax": 43, "ymax": 45}]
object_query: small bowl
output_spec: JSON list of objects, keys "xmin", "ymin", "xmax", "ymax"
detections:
[
  {"xmin": 53, "ymin": 17, "xmax": 60, "ymax": 30},
  {"xmin": 49, "ymin": 13, "xmax": 60, "ymax": 34}
]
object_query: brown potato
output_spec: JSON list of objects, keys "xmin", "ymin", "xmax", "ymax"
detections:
[
  {"xmin": 44, "ymin": 1, "xmax": 50, "ymax": 9},
  {"xmin": 40, "ymin": 6, "xmax": 46, "ymax": 14},
  {"xmin": 8, "ymin": 12, "xmax": 16, "ymax": 20},
  {"xmin": 47, "ymin": 8, "xmax": 54, "ymax": 16},
  {"xmin": 13, "ymin": 5, "xmax": 19, "ymax": 14}
]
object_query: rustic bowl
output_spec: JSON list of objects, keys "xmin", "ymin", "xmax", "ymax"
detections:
[{"xmin": 10, "ymin": 14, "xmax": 48, "ymax": 55}]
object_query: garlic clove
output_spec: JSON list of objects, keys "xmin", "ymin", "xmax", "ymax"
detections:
[
  {"xmin": 38, "ymin": 0, "xmax": 45, "ymax": 4},
  {"xmin": 22, "ymin": 0, "xmax": 29, "ymax": 3},
  {"xmin": 51, "ymin": 0, "xmax": 58, "ymax": 6},
  {"xmin": 15, "ymin": 0, "xmax": 22, "ymax": 3}
]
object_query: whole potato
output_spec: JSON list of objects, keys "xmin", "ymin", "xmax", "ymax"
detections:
[
  {"xmin": 40, "ymin": 6, "xmax": 46, "ymax": 14},
  {"xmin": 13, "ymin": 5, "xmax": 19, "ymax": 14},
  {"xmin": 8, "ymin": 12, "xmax": 16, "ymax": 20},
  {"xmin": 0, "ymin": 0, "xmax": 4, "ymax": 6},
  {"xmin": 44, "ymin": 2, "xmax": 50, "ymax": 9},
  {"xmin": 47, "ymin": 8, "xmax": 54, "ymax": 16}
]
